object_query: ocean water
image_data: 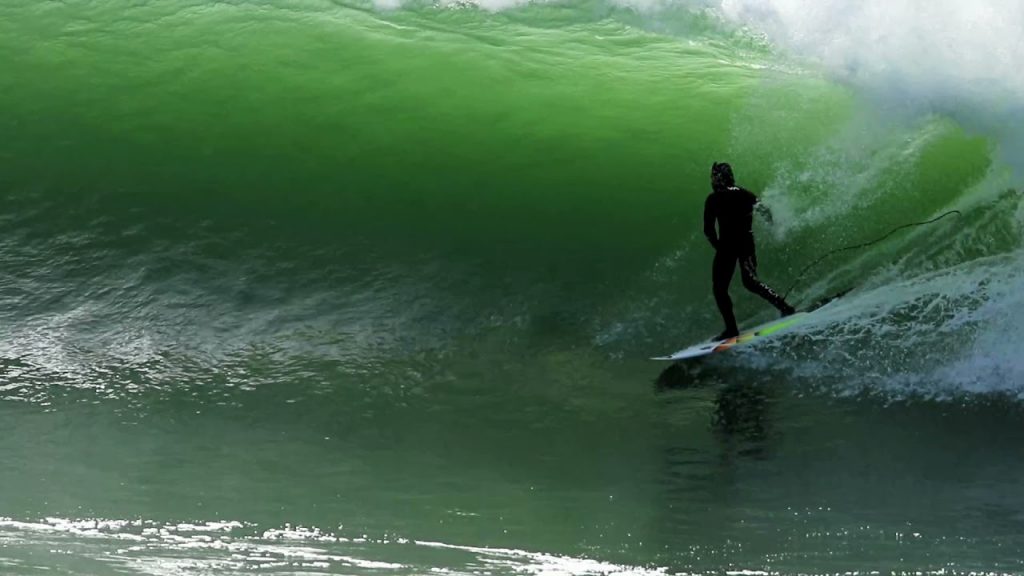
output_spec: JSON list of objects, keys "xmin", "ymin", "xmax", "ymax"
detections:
[{"xmin": 2, "ymin": 0, "xmax": 1024, "ymax": 574}]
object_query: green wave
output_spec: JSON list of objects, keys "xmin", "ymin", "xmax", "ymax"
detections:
[{"xmin": 0, "ymin": 0, "xmax": 1013, "ymax": 368}]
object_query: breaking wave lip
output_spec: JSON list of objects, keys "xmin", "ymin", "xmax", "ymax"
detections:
[
  {"xmin": 374, "ymin": 0, "xmax": 1024, "ymax": 177},
  {"xmin": 713, "ymin": 0, "xmax": 1024, "ymax": 180}
]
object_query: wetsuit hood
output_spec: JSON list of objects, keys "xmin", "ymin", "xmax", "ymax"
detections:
[{"xmin": 711, "ymin": 162, "xmax": 735, "ymax": 190}]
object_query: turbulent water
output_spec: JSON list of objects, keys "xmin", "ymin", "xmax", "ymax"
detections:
[{"xmin": 2, "ymin": 1, "xmax": 1024, "ymax": 574}]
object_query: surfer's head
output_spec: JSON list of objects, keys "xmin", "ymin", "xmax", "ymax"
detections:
[{"xmin": 711, "ymin": 162, "xmax": 735, "ymax": 190}]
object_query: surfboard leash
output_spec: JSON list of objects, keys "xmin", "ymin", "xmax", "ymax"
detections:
[{"xmin": 781, "ymin": 209, "xmax": 963, "ymax": 301}]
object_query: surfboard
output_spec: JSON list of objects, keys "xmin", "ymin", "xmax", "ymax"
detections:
[{"xmin": 651, "ymin": 290, "xmax": 849, "ymax": 362}]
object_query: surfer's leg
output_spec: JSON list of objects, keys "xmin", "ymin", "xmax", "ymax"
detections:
[
  {"xmin": 712, "ymin": 250, "xmax": 739, "ymax": 336},
  {"xmin": 739, "ymin": 252, "xmax": 795, "ymax": 316}
]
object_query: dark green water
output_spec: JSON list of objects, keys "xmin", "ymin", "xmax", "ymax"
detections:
[{"xmin": 3, "ymin": 0, "xmax": 1024, "ymax": 574}]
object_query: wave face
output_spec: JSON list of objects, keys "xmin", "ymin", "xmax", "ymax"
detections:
[
  {"xmin": 2, "ymin": 0, "xmax": 1020, "ymax": 398},
  {"xmin": 2, "ymin": 1, "xmax": 1024, "ymax": 574}
]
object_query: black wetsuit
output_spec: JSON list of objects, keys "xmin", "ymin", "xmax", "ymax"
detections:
[{"xmin": 704, "ymin": 185, "xmax": 791, "ymax": 335}]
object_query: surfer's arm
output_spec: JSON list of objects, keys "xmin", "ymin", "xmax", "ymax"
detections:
[
  {"xmin": 755, "ymin": 201, "xmax": 774, "ymax": 224},
  {"xmin": 703, "ymin": 195, "xmax": 719, "ymax": 249}
]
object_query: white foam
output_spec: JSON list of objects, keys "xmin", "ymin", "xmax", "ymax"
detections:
[
  {"xmin": 717, "ymin": 1, "xmax": 1024, "ymax": 105},
  {"xmin": 737, "ymin": 246, "xmax": 1024, "ymax": 399},
  {"xmin": 713, "ymin": 1, "xmax": 1024, "ymax": 179},
  {"xmin": 2, "ymin": 516, "xmax": 670, "ymax": 576},
  {"xmin": 415, "ymin": 540, "xmax": 671, "ymax": 576}
]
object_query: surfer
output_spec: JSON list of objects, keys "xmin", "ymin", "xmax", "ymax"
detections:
[{"xmin": 704, "ymin": 162, "xmax": 795, "ymax": 340}]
